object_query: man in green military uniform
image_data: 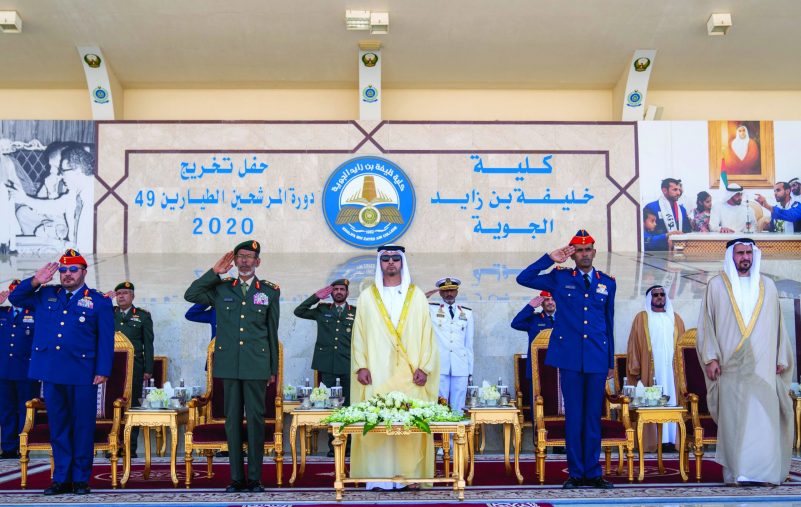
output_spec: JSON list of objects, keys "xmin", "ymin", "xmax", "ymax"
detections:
[
  {"xmin": 184, "ymin": 240, "xmax": 279, "ymax": 493},
  {"xmin": 112, "ymin": 281, "xmax": 154, "ymax": 458},
  {"xmin": 293, "ymin": 279, "xmax": 355, "ymax": 457}
]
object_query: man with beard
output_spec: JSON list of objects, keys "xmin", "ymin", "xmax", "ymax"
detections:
[
  {"xmin": 428, "ymin": 277, "xmax": 473, "ymax": 415},
  {"xmin": 643, "ymin": 178, "xmax": 691, "ymax": 250},
  {"xmin": 111, "ymin": 281, "xmax": 154, "ymax": 458},
  {"xmin": 789, "ymin": 178, "xmax": 801, "ymax": 203},
  {"xmin": 755, "ymin": 182, "xmax": 801, "ymax": 233},
  {"xmin": 696, "ymin": 238, "xmax": 793, "ymax": 485},
  {"xmin": 625, "ymin": 285, "xmax": 685, "ymax": 452},
  {"xmin": 184, "ymin": 240, "xmax": 280, "ymax": 493},
  {"xmin": 516, "ymin": 230, "xmax": 616, "ymax": 489},
  {"xmin": 710, "ymin": 182, "xmax": 749, "ymax": 233},
  {"xmin": 350, "ymin": 245, "xmax": 439, "ymax": 490},
  {"xmin": 9, "ymin": 250, "xmax": 114, "ymax": 495},
  {"xmin": 294, "ymin": 278, "xmax": 355, "ymax": 457}
]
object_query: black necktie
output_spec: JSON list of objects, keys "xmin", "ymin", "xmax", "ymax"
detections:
[
  {"xmin": 548, "ymin": 314, "xmax": 554, "ymax": 326},
  {"xmin": 449, "ymin": 305, "xmax": 455, "ymax": 319},
  {"xmin": 336, "ymin": 305, "xmax": 343, "ymax": 317},
  {"xmin": 583, "ymin": 273, "xmax": 590, "ymax": 290},
  {"xmin": 66, "ymin": 291, "xmax": 73, "ymax": 302}
]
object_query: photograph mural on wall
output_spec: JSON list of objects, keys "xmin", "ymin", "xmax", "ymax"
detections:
[
  {"xmin": 708, "ymin": 120, "xmax": 775, "ymax": 189},
  {"xmin": 0, "ymin": 121, "xmax": 95, "ymax": 255}
]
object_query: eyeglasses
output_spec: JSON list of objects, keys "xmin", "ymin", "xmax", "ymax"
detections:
[
  {"xmin": 58, "ymin": 266, "xmax": 84, "ymax": 273},
  {"xmin": 651, "ymin": 292, "xmax": 666, "ymax": 298},
  {"xmin": 380, "ymin": 255, "xmax": 402, "ymax": 262}
]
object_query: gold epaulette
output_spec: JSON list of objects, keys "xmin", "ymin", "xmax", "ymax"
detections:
[{"xmin": 264, "ymin": 280, "xmax": 280, "ymax": 290}]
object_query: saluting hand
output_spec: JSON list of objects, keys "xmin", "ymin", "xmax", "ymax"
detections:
[
  {"xmin": 0, "ymin": 290, "xmax": 9, "ymax": 305},
  {"xmin": 424, "ymin": 289, "xmax": 438, "ymax": 298},
  {"xmin": 104, "ymin": 290, "xmax": 117, "ymax": 299},
  {"xmin": 549, "ymin": 245, "xmax": 575, "ymax": 264},
  {"xmin": 315, "ymin": 286, "xmax": 334, "ymax": 299},
  {"xmin": 32, "ymin": 262, "xmax": 59, "ymax": 288},
  {"xmin": 528, "ymin": 296, "xmax": 545, "ymax": 308},
  {"xmin": 213, "ymin": 251, "xmax": 235, "ymax": 274}
]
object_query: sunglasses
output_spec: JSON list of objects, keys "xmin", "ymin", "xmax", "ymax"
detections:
[
  {"xmin": 58, "ymin": 266, "xmax": 84, "ymax": 273},
  {"xmin": 380, "ymin": 255, "xmax": 402, "ymax": 262},
  {"xmin": 650, "ymin": 292, "xmax": 666, "ymax": 298}
]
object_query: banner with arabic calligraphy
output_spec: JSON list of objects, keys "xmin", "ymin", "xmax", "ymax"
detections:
[{"xmin": 94, "ymin": 122, "xmax": 639, "ymax": 253}]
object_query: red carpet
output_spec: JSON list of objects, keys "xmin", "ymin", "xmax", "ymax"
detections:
[{"xmin": 0, "ymin": 458, "xmax": 723, "ymax": 490}]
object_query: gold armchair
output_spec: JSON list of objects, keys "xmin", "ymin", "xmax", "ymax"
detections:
[
  {"xmin": 674, "ymin": 328, "xmax": 717, "ymax": 481},
  {"xmin": 184, "ymin": 339, "xmax": 284, "ymax": 487},
  {"xmin": 531, "ymin": 330, "xmax": 634, "ymax": 483},
  {"xmin": 19, "ymin": 332, "xmax": 134, "ymax": 488},
  {"xmin": 514, "ymin": 353, "xmax": 533, "ymax": 433}
]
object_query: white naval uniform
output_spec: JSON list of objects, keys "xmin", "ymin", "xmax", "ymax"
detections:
[{"xmin": 430, "ymin": 302, "xmax": 474, "ymax": 413}]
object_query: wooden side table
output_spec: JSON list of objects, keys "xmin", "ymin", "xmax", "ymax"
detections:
[
  {"xmin": 631, "ymin": 405, "xmax": 687, "ymax": 481},
  {"xmin": 464, "ymin": 406, "xmax": 523, "ymax": 485},
  {"xmin": 288, "ymin": 407, "xmax": 333, "ymax": 485},
  {"xmin": 330, "ymin": 421, "xmax": 468, "ymax": 501},
  {"xmin": 122, "ymin": 407, "xmax": 189, "ymax": 487}
]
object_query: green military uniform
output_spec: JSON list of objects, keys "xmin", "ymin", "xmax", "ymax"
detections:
[
  {"xmin": 113, "ymin": 282, "xmax": 154, "ymax": 456},
  {"xmin": 184, "ymin": 242, "xmax": 280, "ymax": 486},
  {"xmin": 293, "ymin": 295, "xmax": 355, "ymax": 405}
]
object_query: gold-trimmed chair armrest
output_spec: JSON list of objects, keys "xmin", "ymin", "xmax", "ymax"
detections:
[
  {"xmin": 534, "ymin": 395, "xmax": 545, "ymax": 428},
  {"xmin": 688, "ymin": 393, "xmax": 702, "ymax": 428},
  {"xmin": 21, "ymin": 398, "xmax": 46, "ymax": 434},
  {"xmin": 274, "ymin": 396, "xmax": 284, "ymax": 433},
  {"xmin": 187, "ymin": 396, "xmax": 210, "ymax": 431}
]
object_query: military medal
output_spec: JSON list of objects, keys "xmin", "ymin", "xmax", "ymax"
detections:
[
  {"xmin": 79, "ymin": 316, "xmax": 86, "ymax": 322},
  {"xmin": 596, "ymin": 283, "xmax": 608, "ymax": 295},
  {"xmin": 77, "ymin": 298, "xmax": 94, "ymax": 309},
  {"xmin": 253, "ymin": 292, "xmax": 269, "ymax": 305}
]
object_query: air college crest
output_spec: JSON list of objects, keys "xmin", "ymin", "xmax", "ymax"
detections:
[{"xmin": 322, "ymin": 156, "xmax": 416, "ymax": 248}]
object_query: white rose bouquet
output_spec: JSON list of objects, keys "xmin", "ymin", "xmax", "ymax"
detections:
[
  {"xmin": 310, "ymin": 386, "xmax": 330, "ymax": 403},
  {"xmin": 479, "ymin": 382, "xmax": 501, "ymax": 402}
]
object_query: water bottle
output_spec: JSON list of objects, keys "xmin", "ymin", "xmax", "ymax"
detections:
[{"xmin": 745, "ymin": 200, "xmax": 753, "ymax": 233}]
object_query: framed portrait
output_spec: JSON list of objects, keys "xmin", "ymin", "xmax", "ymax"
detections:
[{"xmin": 708, "ymin": 120, "xmax": 774, "ymax": 188}]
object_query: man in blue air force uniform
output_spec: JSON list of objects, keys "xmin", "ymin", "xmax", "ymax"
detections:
[
  {"xmin": 516, "ymin": 230, "xmax": 616, "ymax": 489},
  {"xmin": 510, "ymin": 290, "xmax": 556, "ymax": 434},
  {"xmin": 9, "ymin": 250, "xmax": 115, "ymax": 496},
  {"xmin": 0, "ymin": 280, "xmax": 40, "ymax": 459}
]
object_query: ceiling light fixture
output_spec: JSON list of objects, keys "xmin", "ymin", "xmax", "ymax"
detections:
[
  {"xmin": 0, "ymin": 11, "xmax": 22, "ymax": 34},
  {"xmin": 707, "ymin": 13, "xmax": 732, "ymax": 36},
  {"xmin": 345, "ymin": 10, "xmax": 371, "ymax": 31},
  {"xmin": 345, "ymin": 10, "xmax": 389, "ymax": 34}
]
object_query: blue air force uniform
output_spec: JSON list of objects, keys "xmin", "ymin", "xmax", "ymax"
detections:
[
  {"xmin": 516, "ymin": 247, "xmax": 616, "ymax": 482},
  {"xmin": 510, "ymin": 305, "xmax": 555, "ymax": 379},
  {"xmin": 9, "ymin": 266, "xmax": 115, "ymax": 486},
  {"xmin": 0, "ymin": 282, "xmax": 40, "ymax": 457}
]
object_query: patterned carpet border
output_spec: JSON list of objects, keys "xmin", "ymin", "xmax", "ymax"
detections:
[{"xmin": 2, "ymin": 456, "xmax": 801, "ymax": 505}]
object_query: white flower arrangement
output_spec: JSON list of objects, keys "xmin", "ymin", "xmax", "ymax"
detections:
[
  {"xmin": 283, "ymin": 385, "xmax": 297, "ymax": 399},
  {"xmin": 479, "ymin": 382, "xmax": 501, "ymax": 401},
  {"xmin": 322, "ymin": 391, "xmax": 465, "ymax": 434},
  {"xmin": 310, "ymin": 386, "xmax": 330, "ymax": 403},
  {"xmin": 644, "ymin": 386, "xmax": 662, "ymax": 401},
  {"xmin": 145, "ymin": 388, "xmax": 169, "ymax": 407}
]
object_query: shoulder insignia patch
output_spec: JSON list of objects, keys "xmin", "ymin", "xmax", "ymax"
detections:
[
  {"xmin": 264, "ymin": 280, "xmax": 280, "ymax": 290},
  {"xmin": 429, "ymin": 302, "xmax": 439, "ymax": 306},
  {"xmin": 460, "ymin": 305, "xmax": 472, "ymax": 311}
]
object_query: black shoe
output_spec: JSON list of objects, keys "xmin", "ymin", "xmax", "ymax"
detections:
[
  {"xmin": 661, "ymin": 443, "xmax": 676, "ymax": 453},
  {"xmin": 0, "ymin": 450, "xmax": 19, "ymax": 459},
  {"xmin": 73, "ymin": 482, "xmax": 91, "ymax": 495},
  {"xmin": 225, "ymin": 480, "xmax": 246, "ymax": 493},
  {"xmin": 327, "ymin": 450, "xmax": 335, "ymax": 458},
  {"xmin": 43, "ymin": 482, "xmax": 73, "ymax": 496},
  {"xmin": 562, "ymin": 477, "xmax": 583, "ymax": 489},
  {"xmin": 216, "ymin": 451, "xmax": 229, "ymax": 457},
  {"xmin": 246, "ymin": 480, "xmax": 265, "ymax": 492},
  {"xmin": 585, "ymin": 476, "xmax": 614, "ymax": 489}
]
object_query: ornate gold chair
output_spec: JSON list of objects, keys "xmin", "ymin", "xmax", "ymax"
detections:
[
  {"xmin": 674, "ymin": 328, "xmax": 717, "ymax": 481},
  {"xmin": 531, "ymin": 329, "xmax": 634, "ymax": 483},
  {"xmin": 19, "ymin": 332, "xmax": 134, "ymax": 488},
  {"xmin": 613, "ymin": 354, "xmax": 628, "ymax": 394},
  {"xmin": 514, "ymin": 353, "xmax": 533, "ymax": 434},
  {"xmin": 151, "ymin": 355, "xmax": 169, "ymax": 456},
  {"xmin": 184, "ymin": 339, "xmax": 284, "ymax": 487}
]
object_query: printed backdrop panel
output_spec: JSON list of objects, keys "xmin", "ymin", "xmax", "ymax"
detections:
[{"xmin": 95, "ymin": 121, "xmax": 640, "ymax": 253}]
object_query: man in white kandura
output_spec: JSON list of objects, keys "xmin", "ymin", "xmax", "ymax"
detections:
[
  {"xmin": 350, "ymin": 245, "xmax": 440, "ymax": 490},
  {"xmin": 696, "ymin": 238, "xmax": 794, "ymax": 486},
  {"xmin": 428, "ymin": 277, "xmax": 474, "ymax": 414},
  {"xmin": 625, "ymin": 285, "xmax": 685, "ymax": 452}
]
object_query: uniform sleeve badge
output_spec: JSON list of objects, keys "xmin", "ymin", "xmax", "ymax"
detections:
[{"xmin": 253, "ymin": 292, "xmax": 269, "ymax": 306}]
